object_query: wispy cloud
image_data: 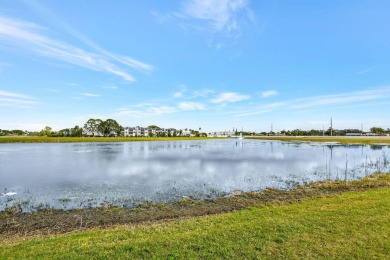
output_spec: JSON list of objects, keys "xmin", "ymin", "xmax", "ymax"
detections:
[
  {"xmin": 172, "ymin": 84, "xmax": 187, "ymax": 98},
  {"xmin": 0, "ymin": 60, "xmax": 12, "ymax": 70},
  {"xmin": 115, "ymin": 104, "xmax": 177, "ymax": 118},
  {"xmin": 0, "ymin": 90, "xmax": 37, "ymax": 108},
  {"xmin": 180, "ymin": 0, "xmax": 251, "ymax": 34},
  {"xmin": 358, "ymin": 67, "xmax": 375, "ymax": 75},
  {"xmin": 211, "ymin": 92, "xmax": 250, "ymax": 103},
  {"xmin": 191, "ymin": 89, "xmax": 214, "ymax": 98},
  {"xmin": 178, "ymin": 102, "xmax": 205, "ymax": 110},
  {"xmin": 0, "ymin": 16, "xmax": 152, "ymax": 82},
  {"xmin": 79, "ymin": 93, "xmax": 100, "ymax": 97},
  {"xmin": 173, "ymin": 92, "xmax": 184, "ymax": 98},
  {"xmin": 233, "ymin": 87, "xmax": 390, "ymax": 117},
  {"xmin": 235, "ymin": 102, "xmax": 285, "ymax": 117},
  {"xmin": 288, "ymin": 87, "xmax": 390, "ymax": 110},
  {"xmin": 45, "ymin": 88, "xmax": 60, "ymax": 93},
  {"xmin": 102, "ymin": 86, "xmax": 118, "ymax": 90},
  {"xmin": 261, "ymin": 90, "xmax": 278, "ymax": 98}
]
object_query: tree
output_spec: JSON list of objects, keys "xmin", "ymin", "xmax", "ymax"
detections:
[
  {"xmin": 83, "ymin": 119, "xmax": 102, "ymax": 136},
  {"xmin": 148, "ymin": 125, "xmax": 160, "ymax": 130},
  {"xmin": 11, "ymin": 129, "xmax": 24, "ymax": 135},
  {"xmin": 370, "ymin": 127, "xmax": 385, "ymax": 134},
  {"xmin": 58, "ymin": 128, "xmax": 69, "ymax": 136},
  {"xmin": 39, "ymin": 126, "xmax": 52, "ymax": 136},
  {"xmin": 99, "ymin": 119, "xmax": 122, "ymax": 137},
  {"xmin": 71, "ymin": 125, "xmax": 82, "ymax": 137}
]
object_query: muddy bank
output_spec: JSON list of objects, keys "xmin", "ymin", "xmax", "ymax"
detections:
[{"xmin": 1, "ymin": 173, "xmax": 389, "ymax": 238}]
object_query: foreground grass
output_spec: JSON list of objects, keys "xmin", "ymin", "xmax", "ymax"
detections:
[
  {"xmin": 0, "ymin": 136, "xmax": 213, "ymax": 143},
  {"xmin": 1, "ymin": 188, "xmax": 389, "ymax": 259},
  {"xmin": 247, "ymin": 136, "xmax": 390, "ymax": 145}
]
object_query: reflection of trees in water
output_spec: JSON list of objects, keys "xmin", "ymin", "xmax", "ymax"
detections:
[{"xmin": 370, "ymin": 145, "xmax": 384, "ymax": 150}]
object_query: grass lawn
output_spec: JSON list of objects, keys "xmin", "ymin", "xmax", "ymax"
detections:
[
  {"xmin": 1, "ymin": 188, "xmax": 389, "ymax": 259},
  {"xmin": 247, "ymin": 136, "xmax": 390, "ymax": 145},
  {"xmin": 0, "ymin": 136, "xmax": 213, "ymax": 143}
]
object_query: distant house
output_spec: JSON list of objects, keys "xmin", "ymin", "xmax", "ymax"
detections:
[
  {"xmin": 122, "ymin": 126, "xmax": 188, "ymax": 137},
  {"xmin": 123, "ymin": 126, "xmax": 148, "ymax": 137},
  {"xmin": 82, "ymin": 129, "xmax": 103, "ymax": 137},
  {"xmin": 208, "ymin": 131, "xmax": 235, "ymax": 137}
]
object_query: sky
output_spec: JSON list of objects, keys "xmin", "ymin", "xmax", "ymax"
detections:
[{"xmin": 0, "ymin": 0, "xmax": 390, "ymax": 132}]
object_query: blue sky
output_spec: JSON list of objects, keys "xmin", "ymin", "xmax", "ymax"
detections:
[{"xmin": 0, "ymin": 0, "xmax": 389, "ymax": 132}]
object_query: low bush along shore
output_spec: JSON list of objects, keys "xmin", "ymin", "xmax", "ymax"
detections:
[{"xmin": 0, "ymin": 172, "xmax": 389, "ymax": 259}]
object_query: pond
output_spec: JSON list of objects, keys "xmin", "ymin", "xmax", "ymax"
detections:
[{"xmin": 0, "ymin": 139, "xmax": 389, "ymax": 212}]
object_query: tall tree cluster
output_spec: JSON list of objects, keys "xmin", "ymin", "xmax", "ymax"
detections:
[{"xmin": 83, "ymin": 118, "xmax": 123, "ymax": 137}]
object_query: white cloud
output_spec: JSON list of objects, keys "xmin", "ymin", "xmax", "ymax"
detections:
[
  {"xmin": 191, "ymin": 89, "xmax": 214, "ymax": 98},
  {"xmin": 289, "ymin": 87, "xmax": 390, "ymax": 110},
  {"xmin": 79, "ymin": 93, "xmax": 100, "ymax": 97},
  {"xmin": 358, "ymin": 67, "xmax": 375, "ymax": 75},
  {"xmin": 178, "ymin": 102, "xmax": 205, "ymax": 110},
  {"xmin": 173, "ymin": 84, "xmax": 187, "ymax": 98},
  {"xmin": 232, "ymin": 86, "xmax": 390, "ymax": 117},
  {"xmin": 0, "ymin": 16, "xmax": 153, "ymax": 82},
  {"xmin": 102, "ymin": 86, "xmax": 118, "ymax": 90},
  {"xmin": 261, "ymin": 90, "xmax": 278, "ymax": 98},
  {"xmin": 181, "ymin": 0, "xmax": 250, "ymax": 33},
  {"xmin": 173, "ymin": 91, "xmax": 185, "ymax": 98},
  {"xmin": 115, "ymin": 105, "xmax": 177, "ymax": 118},
  {"xmin": 235, "ymin": 102, "xmax": 285, "ymax": 117},
  {"xmin": 0, "ymin": 90, "xmax": 37, "ymax": 108},
  {"xmin": 211, "ymin": 92, "xmax": 250, "ymax": 103}
]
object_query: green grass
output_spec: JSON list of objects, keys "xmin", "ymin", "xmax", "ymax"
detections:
[
  {"xmin": 247, "ymin": 136, "xmax": 390, "ymax": 144},
  {"xmin": 3, "ymin": 135, "xmax": 390, "ymax": 144},
  {"xmin": 1, "ymin": 188, "xmax": 389, "ymax": 259},
  {"xmin": 0, "ymin": 136, "xmax": 215, "ymax": 143}
]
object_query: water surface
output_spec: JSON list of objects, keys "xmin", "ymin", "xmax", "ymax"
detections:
[{"xmin": 0, "ymin": 139, "xmax": 388, "ymax": 211}]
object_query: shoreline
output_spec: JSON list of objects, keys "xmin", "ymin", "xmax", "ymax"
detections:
[
  {"xmin": 246, "ymin": 136, "xmax": 390, "ymax": 145},
  {"xmin": 1, "ymin": 172, "xmax": 389, "ymax": 239},
  {"xmin": 1, "ymin": 135, "xmax": 390, "ymax": 144},
  {"xmin": 0, "ymin": 136, "xmax": 216, "ymax": 144}
]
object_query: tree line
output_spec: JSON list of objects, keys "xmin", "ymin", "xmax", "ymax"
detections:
[{"xmin": 1, "ymin": 123, "xmax": 389, "ymax": 137}]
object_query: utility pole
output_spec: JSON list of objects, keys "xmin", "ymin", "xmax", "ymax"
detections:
[
  {"xmin": 361, "ymin": 124, "xmax": 363, "ymax": 133},
  {"xmin": 330, "ymin": 118, "xmax": 333, "ymax": 136},
  {"xmin": 271, "ymin": 123, "xmax": 273, "ymax": 133}
]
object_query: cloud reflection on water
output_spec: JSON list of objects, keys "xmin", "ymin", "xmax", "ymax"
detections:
[{"xmin": 0, "ymin": 140, "xmax": 388, "ymax": 211}]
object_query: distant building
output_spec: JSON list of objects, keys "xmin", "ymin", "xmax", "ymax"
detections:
[
  {"xmin": 123, "ymin": 126, "xmax": 148, "ymax": 137},
  {"xmin": 123, "ymin": 126, "xmax": 184, "ymax": 137},
  {"xmin": 82, "ymin": 129, "xmax": 103, "ymax": 137},
  {"xmin": 207, "ymin": 131, "xmax": 235, "ymax": 137}
]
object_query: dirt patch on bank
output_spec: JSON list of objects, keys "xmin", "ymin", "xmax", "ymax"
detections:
[{"xmin": 1, "ymin": 173, "xmax": 389, "ymax": 239}]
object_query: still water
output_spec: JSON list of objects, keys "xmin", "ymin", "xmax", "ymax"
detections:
[{"xmin": 0, "ymin": 139, "xmax": 389, "ymax": 211}]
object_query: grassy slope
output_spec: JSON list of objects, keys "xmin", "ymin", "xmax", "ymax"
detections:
[
  {"xmin": 1, "ymin": 188, "xmax": 389, "ymax": 259},
  {"xmin": 247, "ymin": 136, "xmax": 390, "ymax": 144},
  {"xmin": 0, "ymin": 136, "xmax": 213, "ymax": 143}
]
